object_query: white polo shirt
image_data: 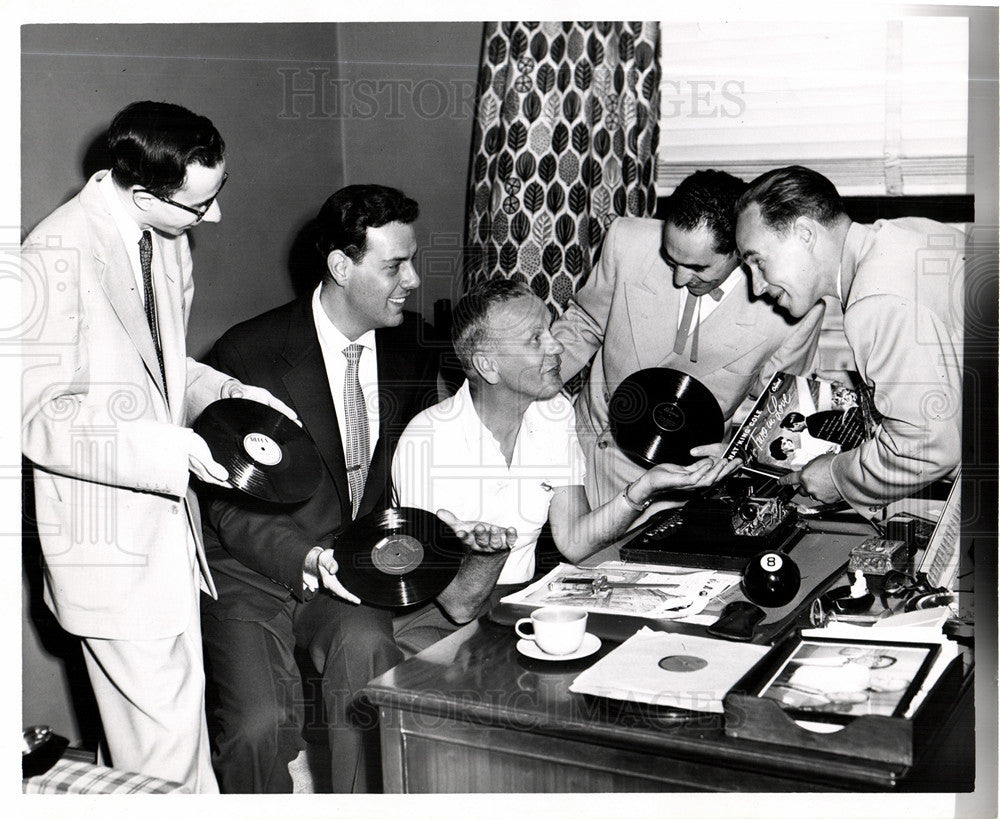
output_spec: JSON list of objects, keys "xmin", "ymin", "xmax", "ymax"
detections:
[{"xmin": 391, "ymin": 380, "xmax": 586, "ymax": 584}]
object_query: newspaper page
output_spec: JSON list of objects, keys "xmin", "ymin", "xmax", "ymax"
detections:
[{"xmin": 500, "ymin": 562, "xmax": 740, "ymax": 620}]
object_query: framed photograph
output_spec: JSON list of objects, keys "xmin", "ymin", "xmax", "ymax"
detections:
[{"xmin": 751, "ymin": 636, "xmax": 940, "ymax": 724}]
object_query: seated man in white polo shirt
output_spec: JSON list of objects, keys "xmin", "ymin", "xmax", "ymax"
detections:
[{"xmin": 391, "ymin": 277, "xmax": 739, "ymax": 625}]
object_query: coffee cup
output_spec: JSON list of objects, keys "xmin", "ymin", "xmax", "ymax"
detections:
[{"xmin": 514, "ymin": 606, "xmax": 588, "ymax": 655}]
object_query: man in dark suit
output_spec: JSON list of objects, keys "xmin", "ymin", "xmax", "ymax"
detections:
[{"xmin": 199, "ymin": 185, "xmax": 474, "ymax": 793}]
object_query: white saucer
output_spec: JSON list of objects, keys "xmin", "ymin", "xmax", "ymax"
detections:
[{"xmin": 516, "ymin": 632, "xmax": 602, "ymax": 661}]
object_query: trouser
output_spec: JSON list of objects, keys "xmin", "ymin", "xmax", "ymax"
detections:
[
  {"xmin": 81, "ymin": 595, "xmax": 218, "ymax": 794},
  {"xmin": 202, "ymin": 593, "xmax": 401, "ymax": 794}
]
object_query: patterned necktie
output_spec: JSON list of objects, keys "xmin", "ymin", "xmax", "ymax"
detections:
[
  {"xmin": 138, "ymin": 231, "xmax": 168, "ymax": 400},
  {"xmin": 343, "ymin": 343, "xmax": 370, "ymax": 519}
]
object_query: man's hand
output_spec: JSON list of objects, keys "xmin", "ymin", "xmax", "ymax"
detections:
[
  {"xmin": 778, "ymin": 452, "xmax": 842, "ymax": 503},
  {"xmin": 813, "ymin": 368, "xmax": 856, "ymax": 386},
  {"xmin": 437, "ymin": 509, "xmax": 516, "ymax": 554},
  {"xmin": 317, "ymin": 549, "xmax": 361, "ymax": 604},
  {"xmin": 188, "ymin": 431, "xmax": 230, "ymax": 486},
  {"xmin": 221, "ymin": 379, "xmax": 300, "ymax": 425}
]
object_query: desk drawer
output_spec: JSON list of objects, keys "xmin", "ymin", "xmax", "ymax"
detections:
[{"xmin": 379, "ymin": 709, "xmax": 838, "ymax": 793}]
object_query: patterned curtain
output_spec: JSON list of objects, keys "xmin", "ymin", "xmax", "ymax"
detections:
[{"xmin": 464, "ymin": 21, "xmax": 660, "ymax": 318}]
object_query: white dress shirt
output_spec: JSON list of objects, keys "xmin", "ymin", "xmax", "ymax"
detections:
[
  {"xmin": 392, "ymin": 380, "xmax": 586, "ymax": 585},
  {"xmin": 311, "ymin": 284, "xmax": 380, "ymax": 492}
]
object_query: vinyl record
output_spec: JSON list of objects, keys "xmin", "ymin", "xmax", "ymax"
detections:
[
  {"xmin": 608, "ymin": 368, "xmax": 725, "ymax": 467},
  {"xmin": 335, "ymin": 507, "xmax": 465, "ymax": 607},
  {"xmin": 193, "ymin": 398, "xmax": 323, "ymax": 504}
]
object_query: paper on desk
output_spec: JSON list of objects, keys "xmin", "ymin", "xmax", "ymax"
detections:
[
  {"xmin": 569, "ymin": 627, "xmax": 769, "ymax": 713},
  {"xmin": 500, "ymin": 562, "xmax": 739, "ymax": 620}
]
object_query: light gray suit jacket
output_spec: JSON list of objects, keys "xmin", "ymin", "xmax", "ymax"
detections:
[
  {"xmin": 831, "ymin": 219, "xmax": 964, "ymax": 516},
  {"xmin": 551, "ymin": 216, "xmax": 825, "ymax": 506},
  {"xmin": 22, "ymin": 171, "xmax": 230, "ymax": 640}
]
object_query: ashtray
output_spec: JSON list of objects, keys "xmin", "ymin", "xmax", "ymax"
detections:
[{"xmin": 821, "ymin": 585, "xmax": 876, "ymax": 615}]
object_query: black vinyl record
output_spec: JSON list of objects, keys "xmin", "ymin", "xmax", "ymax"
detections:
[
  {"xmin": 335, "ymin": 507, "xmax": 465, "ymax": 607},
  {"xmin": 193, "ymin": 398, "xmax": 323, "ymax": 504},
  {"xmin": 608, "ymin": 368, "xmax": 725, "ymax": 467}
]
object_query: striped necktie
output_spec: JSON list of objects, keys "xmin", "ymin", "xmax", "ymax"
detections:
[{"xmin": 343, "ymin": 343, "xmax": 370, "ymax": 519}]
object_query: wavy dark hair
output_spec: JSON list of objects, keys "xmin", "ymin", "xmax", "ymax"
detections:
[
  {"xmin": 314, "ymin": 185, "xmax": 419, "ymax": 264},
  {"xmin": 662, "ymin": 169, "xmax": 748, "ymax": 255},
  {"xmin": 108, "ymin": 101, "xmax": 224, "ymax": 196},
  {"xmin": 736, "ymin": 165, "xmax": 847, "ymax": 232}
]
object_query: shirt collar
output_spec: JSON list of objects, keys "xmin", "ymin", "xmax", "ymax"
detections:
[
  {"xmin": 712, "ymin": 265, "xmax": 744, "ymax": 301},
  {"xmin": 98, "ymin": 170, "xmax": 144, "ymax": 248},
  {"xmin": 838, "ymin": 222, "xmax": 867, "ymax": 307},
  {"xmin": 311, "ymin": 283, "xmax": 376, "ymax": 353}
]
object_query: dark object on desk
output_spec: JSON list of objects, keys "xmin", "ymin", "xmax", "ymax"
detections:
[
  {"xmin": 741, "ymin": 551, "xmax": 801, "ymax": 608},
  {"xmin": 821, "ymin": 581, "xmax": 876, "ymax": 615},
  {"xmin": 707, "ymin": 601, "xmax": 766, "ymax": 641},
  {"xmin": 22, "ymin": 725, "xmax": 69, "ymax": 777},
  {"xmin": 620, "ymin": 474, "xmax": 803, "ymax": 571},
  {"xmin": 608, "ymin": 367, "xmax": 724, "ymax": 467},
  {"xmin": 333, "ymin": 507, "xmax": 464, "ymax": 607},
  {"xmin": 193, "ymin": 398, "xmax": 323, "ymax": 503}
]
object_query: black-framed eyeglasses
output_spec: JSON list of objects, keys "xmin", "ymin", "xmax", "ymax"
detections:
[{"xmin": 136, "ymin": 172, "xmax": 228, "ymax": 221}]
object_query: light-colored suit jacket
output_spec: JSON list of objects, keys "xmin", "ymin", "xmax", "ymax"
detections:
[
  {"xmin": 551, "ymin": 217, "xmax": 825, "ymax": 506},
  {"xmin": 832, "ymin": 219, "xmax": 964, "ymax": 516},
  {"xmin": 22, "ymin": 171, "xmax": 230, "ymax": 640}
]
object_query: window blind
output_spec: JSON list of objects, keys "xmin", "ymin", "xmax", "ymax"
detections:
[{"xmin": 657, "ymin": 18, "xmax": 970, "ymax": 195}]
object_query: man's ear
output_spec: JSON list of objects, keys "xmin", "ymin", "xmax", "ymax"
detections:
[
  {"xmin": 472, "ymin": 350, "xmax": 500, "ymax": 385},
  {"xmin": 131, "ymin": 187, "xmax": 156, "ymax": 213},
  {"xmin": 327, "ymin": 250, "xmax": 351, "ymax": 286},
  {"xmin": 792, "ymin": 216, "xmax": 818, "ymax": 251}
]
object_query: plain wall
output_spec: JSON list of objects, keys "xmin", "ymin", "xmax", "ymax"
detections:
[{"xmin": 21, "ymin": 20, "xmax": 481, "ymax": 746}]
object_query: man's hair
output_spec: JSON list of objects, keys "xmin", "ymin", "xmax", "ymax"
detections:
[
  {"xmin": 452, "ymin": 277, "xmax": 534, "ymax": 376},
  {"xmin": 108, "ymin": 101, "xmax": 225, "ymax": 196},
  {"xmin": 663, "ymin": 170, "xmax": 748, "ymax": 255},
  {"xmin": 314, "ymin": 185, "xmax": 419, "ymax": 264},
  {"xmin": 780, "ymin": 412, "xmax": 806, "ymax": 430},
  {"xmin": 736, "ymin": 165, "xmax": 847, "ymax": 232},
  {"xmin": 769, "ymin": 437, "xmax": 793, "ymax": 461}
]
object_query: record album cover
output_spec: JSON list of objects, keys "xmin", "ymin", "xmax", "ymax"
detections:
[{"xmin": 725, "ymin": 371, "xmax": 879, "ymax": 478}]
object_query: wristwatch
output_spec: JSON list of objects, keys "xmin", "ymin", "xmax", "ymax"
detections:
[{"xmin": 621, "ymin": 479, "xmax": 651, "ymax": 512}]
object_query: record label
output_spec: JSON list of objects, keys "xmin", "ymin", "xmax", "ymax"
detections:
[
  {"xmin": 609, "ymin": 368, "xmax": 725, "ymax": 467},
  {"xmin": 243, "ymin": 433, "xmax": 283, "ymax": 466},
  {"xmin": 652, "ymin": 402, "xmax": 685, "ymax": 433},
  {"xmin": 335, "ymin": 507, "xmax": 464, "ymax": 607},
  {"xmin": 371, "ymin": 535, "xmax": 425, "ymax": 575}
]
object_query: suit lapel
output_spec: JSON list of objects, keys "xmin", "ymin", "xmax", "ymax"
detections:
[
  {"xmin": 624, "ymin": 252, "xmax": 684, "ymax": 371},
  {"xmin": 358, "ymin": 327, "xmax": 405, "ymax": 515},
  {"xmin": 150, "ymin": 234, "xmax": 186, "ymax": 420},
  {"xmin": 279, "ymin": 301, "xmax": 351, "ymax": 514},
  {"xmin": 84, "ymin": 179, "xmax": 170, "ymax": 406}
]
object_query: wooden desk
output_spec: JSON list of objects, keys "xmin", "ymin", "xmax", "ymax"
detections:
[{"xmin": 364, "ymin": 618, "xmax": 974, "ymax": 793}]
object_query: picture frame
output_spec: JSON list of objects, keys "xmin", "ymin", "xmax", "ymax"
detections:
[{"xmin": 749, "ymin": 635, "xmax": 940, "ymax": 724}]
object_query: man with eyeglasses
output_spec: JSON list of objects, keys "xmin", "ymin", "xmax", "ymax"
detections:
[{"xmin": 22, "ymin": 100, "xmax": 294, "ymax": 792}]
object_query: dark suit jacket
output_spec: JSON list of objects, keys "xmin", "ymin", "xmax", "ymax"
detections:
[{"xmin": 199, "ymin": 296, "xmax": 440, "ymax": 621}]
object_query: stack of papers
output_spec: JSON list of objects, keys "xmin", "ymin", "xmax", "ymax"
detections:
[{"xmin": 569, "ymin": 627, "xmax": 769, "ymax": 713}]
